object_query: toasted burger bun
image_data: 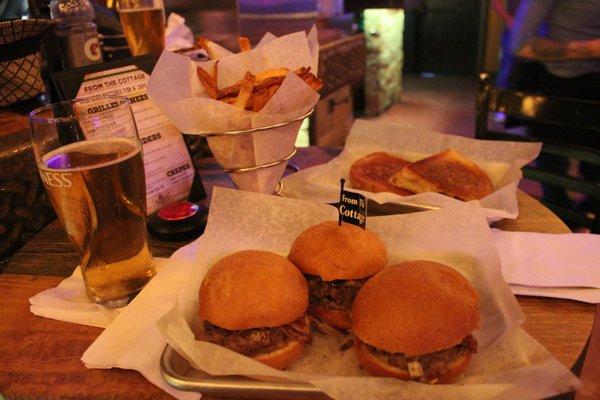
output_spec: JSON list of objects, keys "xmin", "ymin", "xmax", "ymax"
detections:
[
  {"xmin": 288, "ymin": 221, "xmax": 388, "ymax": 281},
  {"xmin": 254, "ymin": 340, "xmax": 305, "ymax": 370},
  {"xmin": 354, "ymin": 339, "xmax": 473, "ymax": 383},
  {"xmin": 352, "ymin": 260, "xmax": 479, "ymax": 355},
  {"xmin": 199, "ymin": 250, "xmax": 308, "ymax": 330},
  {"xmin": 311, "ymin": 305, "xmax": 352, "ymax": 330}
]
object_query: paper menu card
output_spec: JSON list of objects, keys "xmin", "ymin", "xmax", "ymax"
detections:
[
  {"xmin": 282, "ymin": 119, "xmax": 542, "ymax": 222},
  {"xmin": 81, "ymin": 187, "xmax": 578, "ymax": 400},
  {"xmin": 76, "ymin": 65, "xmax": 195, "ymax": 214}
]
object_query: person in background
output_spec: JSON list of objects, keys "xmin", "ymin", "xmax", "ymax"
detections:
[
  {"xmin": 510, "ymin": 0, "xmax": 600, "ymax": 211},
  {"xmin": 511, "ymin": 0, "xmax": 600, "ymax": 99},
  {"xmin": 492, "ymin": 0, "xmax": 521, "ymax": 88}
]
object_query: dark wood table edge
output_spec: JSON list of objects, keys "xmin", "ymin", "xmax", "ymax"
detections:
[{"xmin": 573, "ymin": 305, "xmax": 600, "ymax": 400}]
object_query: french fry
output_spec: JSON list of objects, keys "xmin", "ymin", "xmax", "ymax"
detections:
[
  {"xmin": 217, "ymin": 76, "xmax": 286, "ymax": 100},
  {"xmin": 238, "ymin": 36, "xmax": 252, "ymax": 52},
  {"xmin": 254, "ymin": 76, "xmax": 286, "ymax": 92},
  {"xmin": 216, "ymin": 84, "xmax": 240, "ymax": 100},
  {"xmin": 294, "ymin": 66, "xmax": 309, "ymax": 75},
  {"xmin": 302, "ymin": 74, "xmax": 324, "ymax": 92},
  {"xmin": 207, "ymin": 65, "xmax": 322, "ymax": 109},
  {"xmin": 212, "ymin": 60, "xmax": 219, "ymax": 83},
  {"xmin": 221, "ymin": 97, "xmax": 236, "ymax": 105},
  {"xmin": 233, "ymin": 71, "xmax": 255, "ymax": 109},
  {"xmin": 216, "ymin": 70, "xmax": 287, "ymax": 100},
  {"xmin": 196, "ymin": 66, "xmax": 218, "ymax": 99},
  {"xmin": 197, "ymin": 37, "xmax": 218, "ymax": 60},
  {"xmin": 251, "ymin": 84, "xmax": 280, "ymax": 112},
  {"xmin": 255, "ymin": 68, "xmax": 289, "ymax": 81}
]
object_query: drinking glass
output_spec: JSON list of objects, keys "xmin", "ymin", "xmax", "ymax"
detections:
[
  {"xmin": 117, "ymin": 0, "xmax": 165, "ymax": 57},
  {"xmin": 29, "ymin": 96, "xmax": 156, "ymax": 308}
]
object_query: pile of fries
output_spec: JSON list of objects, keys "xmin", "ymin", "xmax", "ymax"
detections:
[{"xmin": 195, "ymin": 36, "xmax": 324, "ymax": 112}]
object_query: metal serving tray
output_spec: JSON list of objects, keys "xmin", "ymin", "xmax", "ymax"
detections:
[
  {"xmin": 160, "ymin": 345, "xmax": 330, "ymax": 399},
  {"xmin": 160, "ymin": 202, "xmax": 433, "ymax": 399},
  {"xmin": 327, "ymin": 198, "xmax": 438, "ymax": 217},
  {"xmin": 363, "ymin": 199, "xmax": 438, "ymax": 216}
]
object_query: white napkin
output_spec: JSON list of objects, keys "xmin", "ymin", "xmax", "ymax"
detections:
[
  {"xmin": 492, "ymin": 229, "xmax": 600, "ymax": 303},
  {"xmin": 165, "ymin": 13, "xmax": 194, "ymax": 52},
  {"xmin": 81, "ymin": 244, "xmax": 200, "ymax": 400},
  {"xmin": 28, "ymin": 255, "xmax": 195, "ymax": 398},
  {"xmin": 29, "ymin": 258, "xmax": 168, "ymax": 328},
  {"xmin": 509, "ymin": 284, "xmax": 600, "ymax": 303}
]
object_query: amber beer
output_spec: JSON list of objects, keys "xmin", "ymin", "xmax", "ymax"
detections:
[
  {"xmin": 119, "ymin": 6, "xmax": 165, "ymax": 57},
  {"xmin": 38, "ymin": 137, "xmax": 156, "ymax": 306}
]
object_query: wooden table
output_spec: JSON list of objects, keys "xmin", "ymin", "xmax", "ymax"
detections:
[{"xmin": 0, "ymin": 148, "xmax": 598, "ymax": 400}]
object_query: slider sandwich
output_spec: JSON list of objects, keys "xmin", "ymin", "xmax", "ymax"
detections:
[
  {"xmin": 198, "ymin": 250, "xmax": 311, "ymax": 369},
  {"xmin": 352, "ymin": 261, "xmax": 480, "ymax": 383},
  {"xmin": 288, "ymin": 221, "xmax": 387, "ymax": 331}
]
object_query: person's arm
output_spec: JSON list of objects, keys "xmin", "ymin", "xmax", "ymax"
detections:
[
  {"xmin": 518, "ymin": 37, "xmax": 600, "ymax": 61},
  {"xmin": 492, "ymin": 0, "xmax": 515, "ymax": 28},
  {"xmin": 511, "ymin": 0, "xmax": 600, "ymax": 61},
  {"xmin": 510, "ymin": 0, "xmax": 557, "ymax": 56}
]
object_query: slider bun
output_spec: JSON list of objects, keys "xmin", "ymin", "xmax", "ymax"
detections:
[
  {"xmin": 311, "ymin": 305, "xmax": 352, "ymax": 330},
  {"xmin": 352, "ymin": 260, "xmax": 479, "ymax": 355},
  {"xmin": 254, "ymin": 340, "xmax": 305, "ymax": 370},
  {"xmin": 199, "ymin": 250, "xmax": 308, "ymax": 330},
  {"xmin": 354, "ymin": 339, "xmax": 473, "ymax": 383},
  {"xmin": 288, "ymin": 221, "xmax": 388, "ymax": 281}
]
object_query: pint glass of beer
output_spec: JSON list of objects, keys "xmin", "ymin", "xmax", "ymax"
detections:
[
  {"xmin": 29, "ymin": 96, "xmax": 156, "ymax": 308},
  {"xmin": 117, "ymin": 0, "xmax": 165, "ymax": 57}
]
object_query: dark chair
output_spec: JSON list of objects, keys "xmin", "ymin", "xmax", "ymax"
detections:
[
  {"xmin": 0, "ymin": 101, "xmax": 56, "ymax": 271},
  {"xmin": 476, "ymin": 72, "xmax": 600, "ymax": 233}
]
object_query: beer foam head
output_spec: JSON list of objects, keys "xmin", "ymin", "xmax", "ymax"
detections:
[{"xmin": 41, "ymin": 137, "xmax": 140, "ymax": 171}]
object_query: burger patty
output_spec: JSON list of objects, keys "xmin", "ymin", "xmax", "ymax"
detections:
[
  {"xmin": 365, "ymin": 334, "xmax": 478, "ymax": 383},
  {"xmin": 305, "ymin": 274, "xmax": 369, "ymax": 310},
  {"xmin": 199, "ymin": 314, "xmax": 311, "ymax": 357}
]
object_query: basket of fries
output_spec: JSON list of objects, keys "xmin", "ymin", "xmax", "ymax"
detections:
[{"xmin": 148, "ymin": 28, "xmax": 323, "ymax": 194}]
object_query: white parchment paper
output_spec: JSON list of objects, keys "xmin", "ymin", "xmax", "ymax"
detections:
[
  {"xmin": 147, "ymin": 28, "xmax": 320, "ymax": 134},
  {"xmin": 147, "ymin": 28, "xmax": 320, "ymax": 194},
  {"xmin": 153, "ymin": 187, "xmax": 578, "ymax": 400},
  {"xmin": 282, "ymin": 120, "xmax": 542, "ymax": 221}
]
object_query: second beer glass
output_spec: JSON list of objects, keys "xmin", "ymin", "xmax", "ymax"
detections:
[
  {"xmin": 118, "ymin": 0, "xmax": 165, "ymax": 57},
  {"xmin": 29, "ymin": 96, "xmax": 156, "ymax": 308}
]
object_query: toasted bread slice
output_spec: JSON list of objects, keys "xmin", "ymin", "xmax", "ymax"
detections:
[
  {"xmin": 349, "ymin": 152, "xmax": 413, "ymax": 196},
  {"xmin": 389, "ymin": 149, "xmax": 493, "ymax": 201}
]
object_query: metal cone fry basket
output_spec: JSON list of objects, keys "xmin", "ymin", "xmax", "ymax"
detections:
[{"xmin": 204, "ymin": 109, "xmax": 313, "ymax": 194}]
